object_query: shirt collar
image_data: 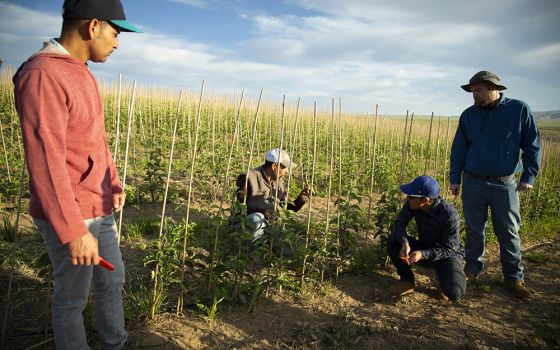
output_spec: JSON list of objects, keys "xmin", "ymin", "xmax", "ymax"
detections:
[
  {"xmin": 478, "ymin": 92, "xmax": 506, "ymax": 111},
  {"xmin": 426, "ymin": 196, "xmax": 442, "ymax": 214},
  {"xmin": 257, "ymin": 165, "xmax": 282, "ymax": 188},
  {"xmin": 47, "ymin": 38, "xmax": 70, "ymax": 55}
]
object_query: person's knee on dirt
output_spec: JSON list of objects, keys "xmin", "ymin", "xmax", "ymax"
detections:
[
  {"xmin": 436, "ymin": 266, "xmax": 467, "ymax": 301},
  {"xmin": 441, "ymin": 284, "xmax": 464, "ymax": 301},
  {"xmin": 235, "ymin": 148, "xmax": 310, "ymax": 254},
  {"xmin": 387, "ymin": 176, "xmax": 466, "ymax": 301}
]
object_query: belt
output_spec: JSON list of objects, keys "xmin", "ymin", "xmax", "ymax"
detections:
[{"xmin": 464, "ymin": 171, "xmax": 514, "ymax": 182}]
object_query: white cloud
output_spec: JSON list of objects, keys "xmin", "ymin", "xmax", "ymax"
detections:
[
  {"xmin": 166, "ymin": 0, "xmax": 217, "ymax": 10},
  {"xmin": 516, "ymin": 43, "xmax": 560, "ymax": 66},
  {"xmin": 240, "ymin": 11, "xmax": 496, "ymax": 67},
  {"xmin": 0, "ymin": 2, "xmax": 61, "ymax": 33},
  {"xmin": 1, "ymin": 1, "xmax": 558, "ymax": 114},
  {"xmin": 0, "ymin": 2, "xmax": 61, "ymax": 62}
]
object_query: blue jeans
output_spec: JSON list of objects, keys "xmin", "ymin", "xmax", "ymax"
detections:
[
  {"xmin": 461, "ymin": 172, "xmax": 523, "ymax": 281},
  {"xmin": 35, "ymin": 214, "xmax": 127, "ymax": 350},
  {"xmin": 247, "ymin": 212, "xmax": 267, "ymax": 243},
  {"xmin": 245, "ymin": 213, "xmax": 292, "ymax": 256}
]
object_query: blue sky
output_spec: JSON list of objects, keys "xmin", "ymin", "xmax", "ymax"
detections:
[{"xmin": 1, "ymin": 0, "xmax": 559, "ymax": 115}]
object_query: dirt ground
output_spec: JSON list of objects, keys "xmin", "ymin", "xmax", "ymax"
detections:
[
  {"xmin": 1, "ymin": 206, "xmax": 559, "ymax": 350},
  {"xmin": 125, "ymin": 239, "xmax": 560, "ymax": 350}
]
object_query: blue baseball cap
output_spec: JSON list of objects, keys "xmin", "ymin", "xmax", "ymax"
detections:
[
  {"xmin": 399, "ymin": 175, "xmax": 440, "ymax": 199},
  {"xmin": 63, "ymin": 0, "xmax": 142, "ymax": 33}
]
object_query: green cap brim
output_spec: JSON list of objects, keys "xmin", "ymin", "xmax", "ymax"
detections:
[{"xmin": 110, "ymin": 20, "xmax": 142, "ymax": 33}]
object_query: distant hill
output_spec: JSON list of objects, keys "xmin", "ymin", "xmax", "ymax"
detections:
[{"xmin": 534, "ymin": 111, "xmax": 560, "ymax": 120}]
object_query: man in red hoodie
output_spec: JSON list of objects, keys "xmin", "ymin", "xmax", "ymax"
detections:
[{"xmin": 13, "ymin": 1, "xmax": 141, "ymax": 349}]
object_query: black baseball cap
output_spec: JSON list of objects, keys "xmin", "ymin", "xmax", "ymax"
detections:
[{"xmin": 62, "ymin": 0, "xmax": 142, "ymax": 33}]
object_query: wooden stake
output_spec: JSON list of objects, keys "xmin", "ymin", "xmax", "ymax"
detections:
[
  {"xmin": 285, "ymin": 98, "xmax": 301, "ymax": 205},
  {"xmin": 177, "ymin": 82, "xmax": 205, "ymax": 315},
  {"xmin": 443, "ymin": 117, "xmax": 451, "ymax": 199},
  {"xmin": 150, "ymin": 90, "xmax": 183, "ymax": 318},
  {"xmin": 424, "ymin": 112, "xmax": 434, "ymax": 175},
  {"xmin": 434, "ymin": 117, "xmax": 442, "ymax": 177},
  {"xmin": 117, "ymin": 81, "xmax": 137, "ymax": 245},
  {"xmin": 241, "ymin": 90, "xmax": 264, "ymax": 205},
  {"xmin": 0, "ymin": 120, "xmax": 10, "ymax": 181},
  {"xmin": 234, "ymin": 89, "xmax": 264, "ymax": 300},
  {"xmin": 206, "ymin": 91, "xmax": 245, "ymax": 292},
  {"xmin": 321, "ymin": 98, "xmax": 336, "ymax": 283},
  {"xmin": 1, "ymin": 158, "xmax": 26, "ymax": 343},
  {"xmin": 301, "ymin": 102, "xmax": 317, "ymax": 287},
  {"xmin": 112, "ymin": 74, "xmax": 122, "ymax": 162},
  {"xmin": 366, "ymin": 105, "xmax": 379, "ymax": 238},
  {"xmin": 336, "ymin": 98, "xmax": 343, "ymax": 279},
  {"xmin": 398, "ymin": 111, "xmax": 410, "ymax": 201},
  {"xmin": 273, "ymin": 95, "xmax": 287, "ymax": 217}
]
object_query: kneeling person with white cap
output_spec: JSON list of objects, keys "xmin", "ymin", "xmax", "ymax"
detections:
[
  {"xmin": 236, "ymin": 148, "xmax": 310, "ymax": 247},
  {"xmin": 386, "ymin": 176, "xmax": 466, "ymax": 301}
]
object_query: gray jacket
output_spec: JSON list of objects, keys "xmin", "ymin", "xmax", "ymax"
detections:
[{"xmin": 236, "ymin": 166, "xmax": 304, "ymax": 217}]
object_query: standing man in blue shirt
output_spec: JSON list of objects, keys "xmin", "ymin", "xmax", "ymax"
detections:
[
  {"xmin": 387, "ymin": 176, "xmax": 466, "ymax": 301},
  {"xmin": 450, "ymin": 71, "xmax": 541, "ymax": 299}
]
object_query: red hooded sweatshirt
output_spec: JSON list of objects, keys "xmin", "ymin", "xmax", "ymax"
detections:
[{"xmin": 13, "ymin": 41, "xmax": 122, "ymax": 244}]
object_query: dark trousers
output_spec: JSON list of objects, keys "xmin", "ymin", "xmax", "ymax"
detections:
[{"xmin": 387, "ymin": 234, "xmax": 467, "ymax": 301}]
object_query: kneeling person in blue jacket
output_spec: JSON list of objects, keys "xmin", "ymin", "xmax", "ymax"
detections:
[{"xmin": 387, "ymin": 175, "xmax": 466, "ymax": 301}]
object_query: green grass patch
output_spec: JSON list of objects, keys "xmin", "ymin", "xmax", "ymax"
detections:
[{"xmin": 521, "ymin": 215, "xmax": 560, "ymax": 241}]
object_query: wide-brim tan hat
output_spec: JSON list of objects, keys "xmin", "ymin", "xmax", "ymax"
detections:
[{"xmin": 461, "ymin": 70, "xmax": 507, "ymax": 92}]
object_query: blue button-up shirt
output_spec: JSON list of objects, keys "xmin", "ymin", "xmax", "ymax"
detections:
[
  {"xmin": 450, "ymin": 93, "xmax": 541, "ymax": 185},
  {"xmin": 394, "ymin": 197, "xmax": 464, "ymax": 262}
]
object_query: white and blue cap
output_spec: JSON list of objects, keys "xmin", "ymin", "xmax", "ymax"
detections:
[
  {"xmin": 63, "ymin": 0, "xmax": 142, "ymax": 33},
  {"xmin": 265, "ymin": 148, "xmax": 297, "ymax": 169},
  {"xmin": 400, "ymin": 175, "xmax": 440, "ymax": 199}
]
